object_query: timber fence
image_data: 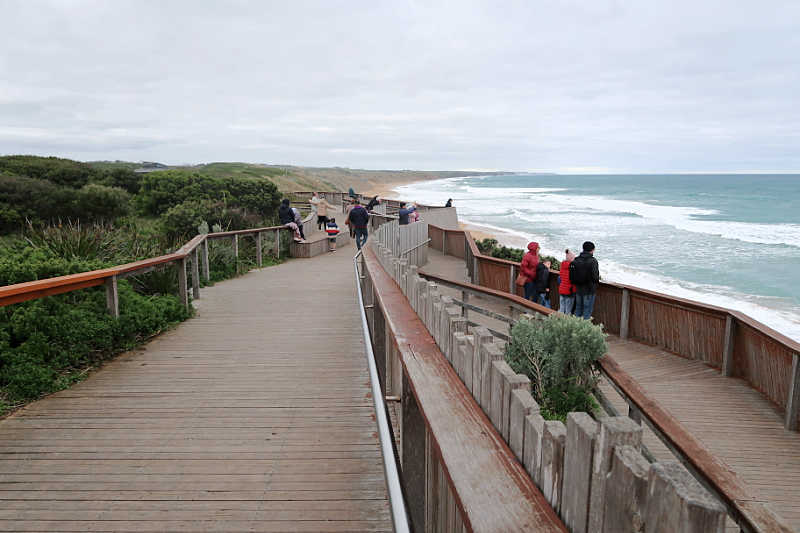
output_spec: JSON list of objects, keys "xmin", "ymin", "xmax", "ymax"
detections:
[
  {"xmin": 428, "ymin": 224, "xmax": 800, "ymax": 432},
  {"xmin": 369, "ymin": 238, "xmax": 791, "ymax": 533},
  {"xmin": 0, "ymin": 211, "xmax": 316, "ymax": 314}
]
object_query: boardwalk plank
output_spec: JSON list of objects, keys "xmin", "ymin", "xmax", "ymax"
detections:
[{"xmin": 0, "ymin": 240, "xmax": 392, "ymax": 531}]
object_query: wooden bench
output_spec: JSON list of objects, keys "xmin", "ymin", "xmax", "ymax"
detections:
[{"xmin": 290, "ymin": 230, "xmax": 351, "ymax": 258}]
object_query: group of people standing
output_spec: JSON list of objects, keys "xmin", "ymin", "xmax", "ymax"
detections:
[{"xmin": 519, "ymin": 241, "xmax": 600, "ymax": 320}]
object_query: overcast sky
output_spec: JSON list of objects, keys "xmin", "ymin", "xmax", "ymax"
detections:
[{"xmin": 1, "ymin": 1, "xmax": 799, "ymax": 172}]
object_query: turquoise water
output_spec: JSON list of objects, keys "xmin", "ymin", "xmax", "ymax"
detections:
[{"xmin": 396, "ymin": 174, "xmax": 800, "ymax": 341}]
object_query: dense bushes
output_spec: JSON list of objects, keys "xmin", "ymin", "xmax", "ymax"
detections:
[
  {"xmin": 0, "ymin": 283, "xmax": 189, "ymax": 412},
  {"xmin": 475, "ymin": 238, "xmax": 561, "ymax": 271},
  {"xmin": 0, "ymin": 219, "xmax": 282, "ymax": 414},
  {"xmin": 505, "ymin": 313, "xmax": 607, "ymax": 421},
  {"xmin": 0, "ymin": 171, "xmax": 131, "ymax": 230}
]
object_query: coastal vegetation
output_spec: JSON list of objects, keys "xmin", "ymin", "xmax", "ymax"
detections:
[
  {"xmin": 505, "ymin": 313, "xmax": 607, "ymax": 421},
  {"xmin": 0, "ymin": 156, "xmax": 287, "ymax": 415},
  {"xmin": 475, "ymin": 237, "xmax": 561, "ymax": 270}
]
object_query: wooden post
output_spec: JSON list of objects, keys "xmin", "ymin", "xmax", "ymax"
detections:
[
  {"xmin": 191, "ymin": 248, "xmax": 200, "ymax": 300},
  {"xmin": 722, "ymin": 314, "xmax": 736, "ymax": 377},
  {"xmin": 786, "ymin": 353, "xmax": 800, "ymax": 431},
  {"xmin": 541, "ymin": 420, "xmax": 567, "ymax": 514},
  {"xmin": 473, "ymin": 256, "xmax": 479, "ymax": 284},
  {"xmin": 233, "ymin": 234, "xmax": 239, "ymax": 260},
  {"xmin": 104, "ymin": 275, "xmax": 119, "ymax": 319},
  {"xmin": 274, "ymin": 228, "xmax": 280, "ymax": 258},
  {"xmin": 177, "ymin": 257, "xmax": 188, "ymax": 309},
  {"xmin": 256, "ymin": 231, "xmax": 263, "ymax": 267},
  {"xmin": 587, "ymin": 416, "xmax": 643, "ymax": 532},
  {"xmin": 509, "ymin": 389, "xmax": 539, "ymax": 462},
  {"xmin": 201, "ymin": 238, "xmax": 210, "ymax": 281},
  {"xmin": 442, "ymin": 231, "xmax": 447, "ymax": 255},
  {"xmin": 620, "ymin": 288, "xmax": 631, "ymax": 339},
  {"xmin": 461, "ymin": 290, "xmax": 469, "ymax": 319},
  {"xmin": 562, "ymin": 413, "xmax": 598, "ymax": 533},
  {"xmin": 523, "ymin": 412, "xmax": 546, "ymax": 487},
  {"xmin": 645, "ymin": 462, "xmax": 725, "ymax": 532},
  {"xmin": 602, "ymin": 445, "xmax": 650, "ymax": 533},
  {"xmin": 509, "ymin": 265, "xmax": 515, "ymax": 294},
  {"xmin": 402, "ymin": 372, "xmax": 427, "ymax": 532}
]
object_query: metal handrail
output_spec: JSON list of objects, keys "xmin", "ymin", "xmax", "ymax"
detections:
[
  {"xmin": 400, "ymin": 238, "xmax": 431, "ymax": 257},
  {"xmin": 352, "ymin": 249, "xmax": 410, "ymax": 533}
]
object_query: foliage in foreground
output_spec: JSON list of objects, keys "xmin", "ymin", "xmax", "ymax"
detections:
[
  {"xmin": 505, "ymin": 313, "xmax": 607, "ymax": 421},
  {"xmin": 475, "ymin": 238, "xmax": 561, "ymax": 271}
]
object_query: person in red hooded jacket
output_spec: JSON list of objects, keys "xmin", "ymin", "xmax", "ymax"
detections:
[
  {"xmin": 558, "ymin": 249, "xmax": 577, "ymax": 314},
  {"xmin": 520, "ymin": 242, "xmax": 539, "ymax": 301}
]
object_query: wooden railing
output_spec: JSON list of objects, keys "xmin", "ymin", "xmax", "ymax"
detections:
[
  {"xmin": 0, "ymin": 220, "xmax": 307, "ymax": 314},
  {"xmin": 428, "ymin": 223, "xmax": 800, "ymax": 432},
  {"xmin": 402, "ymin": 268, "xmax": 791, "ymax": 532},
  {"xmin": 359, "ymin": 245, "xmax": 567, "ymax": 533}
]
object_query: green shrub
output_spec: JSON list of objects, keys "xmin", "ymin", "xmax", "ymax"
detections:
[
  {"xmin": 475, "ymin": 238, "xmax": 561, "ymax": 271},
  {"xmin": 0, "ymin": 283, "xmax": 190, "ymax": 411},
  {"xmin": 0, "ymin": 155, "xmax": 103, "ymax": 188},
  {"xmin": 505, "ymin": 313, "xmax": 607, "ymax": 421},
  {"xmin": 74, "ymin": 183, "xmax": 132, "ymax": 220},
  {"xmin": 135, "ymin": 170, "xmax": 280, "ymax": 218}
]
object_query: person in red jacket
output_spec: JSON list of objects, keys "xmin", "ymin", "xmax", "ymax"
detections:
[
  {"xmin": 558, "ymin": 249, "xmax": 577, "ymax": 314},
  {"xmin": 520, "ymin": 242, "xmax": 539, "ymax": 300}
]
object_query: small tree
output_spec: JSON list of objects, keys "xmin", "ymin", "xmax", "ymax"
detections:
[{"xmin": 505, "ymin": 313, "xmax": 607, "ymax": 420}]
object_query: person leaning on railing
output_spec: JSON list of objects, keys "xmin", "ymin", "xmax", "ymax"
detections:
[
  {"xmin": 571, "ymin": 241, "xmax": 600, "ymax": 320},
  {"xmin": 398, "ymin": 202, "xmax": 416, "ymax": 225}
]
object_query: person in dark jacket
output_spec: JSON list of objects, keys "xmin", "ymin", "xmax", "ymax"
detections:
[
  {"xmin": 571, "ymin": 241, "xmax": 600, "ymax": 320},
  {"xmin": 366, "ymin": 195, "xmax": 380, "ymax": 211},
  {"xmin": 445, "ymin": 198, "xmax": 453, "ymax": 208},
  {"xmin": 347, "ymin": 200, "xmax": 370, "ymax": 250},
  {"xmin": 520, "ymin": 242, "xmax": 539, "ymax": 300},
  {"xmin": 278, "ymin": 199, "xmax": 302, "ymax": 242},
  {"xmin": 533, "ymin": 260, "xmax": 551, "ymax": 308},
  {"xmin": 398, "ymin": 202, "xmax": 416, "ymax": 225}
]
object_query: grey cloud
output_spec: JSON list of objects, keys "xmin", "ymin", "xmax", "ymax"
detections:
[{"xmin": 0, "ymin": 0, "xmax": 799, "ymax": 171}]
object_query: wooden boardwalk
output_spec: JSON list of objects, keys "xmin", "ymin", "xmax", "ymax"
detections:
[
  {"xmin": 0, "ymin": 240, "xmax": 392, "ymax": 532},
  {"xmin": 423, "ymin": 248, "xmax": 800, "ymax": 531}
]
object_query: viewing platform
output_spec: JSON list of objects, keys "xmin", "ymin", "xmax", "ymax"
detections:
[{"xmin": 0, "ymin": 193, "xmax": 797, "ymax": 532}]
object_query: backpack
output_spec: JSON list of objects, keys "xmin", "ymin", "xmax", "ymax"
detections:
[{"xmin": 569, "ymin": 256, "xmax": 591, "ymax": 285}]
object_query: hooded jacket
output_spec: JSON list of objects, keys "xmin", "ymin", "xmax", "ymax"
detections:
[
  {"xmin": 520, "ymin": 242, "xmax": 540, "ymax": 281},
  {"xmin": 559, "ymin": 260, "xmax": 575, "ymax": 296},
  {"xmin": 278, "ymin": 202, "xmax": 294, "ymax": 225}
]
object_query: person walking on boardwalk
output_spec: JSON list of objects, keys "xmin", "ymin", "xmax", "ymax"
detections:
[
  {"xmin": 315, "ymin": 195, "xmax": 334, "ymax": 230},
  {"xmin": 347, "ymin": 199, "xmax": 370, "ymax": 250},
  {"xmin": 571, "ymin": 241, "xmax": 600, "ymax": 320},
  {"xmin": 278, "ymin": 199, "xmax": 302, "ymax": 242},
  {"xmin": 520, "ymin": 242, "xmax": 540, "ymax": 301},
  {"xmin": 326, "ymin": 217, "xmax": 340, "ymax": 252},
  {"xmin": 558, "ymin": 249, "xmax": 577, "ymax": 315}
]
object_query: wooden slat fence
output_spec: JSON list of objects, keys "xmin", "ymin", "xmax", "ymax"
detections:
[
  {"xmin": 405, "ymin": 268, "xmax": 792, "ymax": 533},
  {"xmin": 426, "ymin": 223, "xmax": 800, "ymax": 431}
]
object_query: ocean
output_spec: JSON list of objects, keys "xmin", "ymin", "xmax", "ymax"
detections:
[{"xmin": 395, "ymin": 174, "xmax": 800, "ymax": 342}]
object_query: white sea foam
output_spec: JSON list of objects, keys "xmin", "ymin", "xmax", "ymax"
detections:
[
  {"xmin": 399, "ymin": 178, "xmax": 800, "ymax": 248},
  {"xmin": 459, "ymin": 217, "xmax": 800, "ymax": 341},
  {"xmin": 397, "ymin": 175, "xmax": 800, "ymax": 342}
]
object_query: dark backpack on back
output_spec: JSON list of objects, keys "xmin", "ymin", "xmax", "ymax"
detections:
[{"xmin": 569, "ymin": 256, "xmax": 591, "ymax": 285}]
